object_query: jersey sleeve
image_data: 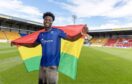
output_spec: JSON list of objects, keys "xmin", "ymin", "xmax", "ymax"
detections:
[{"xmin": 59, "ymin": 29, "xmax": 67, "ymax": 39}]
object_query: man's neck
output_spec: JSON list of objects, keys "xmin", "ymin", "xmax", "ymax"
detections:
[{"xmin": 45, "ymin": 27, "xmax": 52, "ymax": 31}]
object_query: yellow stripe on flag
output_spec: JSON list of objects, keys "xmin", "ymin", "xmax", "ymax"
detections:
[
  {"xmin": 61, "ymin": 38, "xmax": 84, "ymax": 58},
  {"xmin": 18, "ymin": 45, "xmax": 42, "ymax": 60}
]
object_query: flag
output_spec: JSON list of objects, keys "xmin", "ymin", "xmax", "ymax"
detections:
[
  {"xmin": 12, "ymin": 24, "xmax": 85, "ymax": 79},
  {"xmin": 59, "ymin": 38, "xmax": 84, "ymax": 79}
]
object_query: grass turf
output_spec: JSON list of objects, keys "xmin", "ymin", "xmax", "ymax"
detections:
[{"xmin": 1, "ymin": 43, "xmax": 132, "ymax": 84}]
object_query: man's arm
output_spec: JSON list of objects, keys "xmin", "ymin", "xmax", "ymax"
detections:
[
  {"xmin": 11, "ymin": 32, "xmax": 41, "ymax": 47},
  {"xmin": 22, "ymin": 43, "xmax": 39, "ymax": 48},
  {"xmin": 11, "ymin": 42, "xmax": 39, "ymax": 48}
]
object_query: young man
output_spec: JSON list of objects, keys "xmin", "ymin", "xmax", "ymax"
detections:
[
  {"xmin": 37, "ymin": 12, "xmax": 85, "ymax": 84},
  {"xmin": 12, "ymin": 12, "xmax": 88, "ymax": 84},
  {"xmin": 37, "ymin": 12, "xmax": 68, "ymax": 84}
]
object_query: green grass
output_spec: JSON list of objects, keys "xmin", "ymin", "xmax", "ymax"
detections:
[{"xmin": 1, "ymin": 43, "xmax": 132, "ymax": 84}]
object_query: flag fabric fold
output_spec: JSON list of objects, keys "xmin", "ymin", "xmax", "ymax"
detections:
[{"xmin": 12, "ymin": 24, "xmax": 85, "ymax": 79}]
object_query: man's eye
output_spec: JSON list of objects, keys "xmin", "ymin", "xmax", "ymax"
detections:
[{"xmin": 45, "ymin": 19, "xmax": 52, "ymax": 22}]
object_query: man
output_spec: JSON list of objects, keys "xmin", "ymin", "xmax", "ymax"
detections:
[
  {"xmin": 37, "ymin": 12, "xmax": 68, "ymax": 84},
  {"xmin": 12, "ymin": 12, "xmax": 88, "ymax": 84},
  {"xmin": 37, "ymin": 12, "xmax": 86, "ymax": 84}
]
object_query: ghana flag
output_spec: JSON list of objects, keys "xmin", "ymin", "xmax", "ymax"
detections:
[{"xmin": 11, "ymin": 24, "xmax": 85, "ymax": 79}]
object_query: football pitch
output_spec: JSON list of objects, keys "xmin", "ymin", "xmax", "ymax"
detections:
[{"xmin": 1, "ymin": 43, "xmax": 132, "ymax": 84}]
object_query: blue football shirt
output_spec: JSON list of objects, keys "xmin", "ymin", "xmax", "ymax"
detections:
[{"xmin": 36, "ymin": 28, "xmax": 67, "ymax": 67}]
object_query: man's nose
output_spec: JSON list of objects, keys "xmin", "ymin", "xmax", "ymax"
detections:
[
  {"xmin": 46, "ymin": 20, "xmax": 51, "ymax": 22},
  {"xmin": 45, "ymin": 20, "xmax": 51, "ymax": 23}
]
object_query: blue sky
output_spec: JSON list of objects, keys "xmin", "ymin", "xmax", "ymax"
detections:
[{"xmin": 0, "ymin": 0, "xmax": 132, "ymax": 30}]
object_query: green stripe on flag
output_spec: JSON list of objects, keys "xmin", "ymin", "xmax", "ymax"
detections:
[
  {"xmin": 59, "ymin": 52, "xmax": 78, "ymax": 79},
  {"xmin": 24, "ymin": 56, "xmax": 41, "ymax": 72}
]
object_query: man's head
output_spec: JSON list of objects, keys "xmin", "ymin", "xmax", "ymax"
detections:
[{"xmin": 43, "ymin": 12, "xmax": 55, "ymax": 28}]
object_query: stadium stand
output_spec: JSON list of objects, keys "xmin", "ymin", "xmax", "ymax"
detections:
[
  {"xmin": 4, "ymin": 31, "xmax": 21, "ymax": 41},
  {"xmin": 89, "ymin": 28, "xmax": 132, "ymax": 48},
  {"xmin": 104, "ymin": 38, "xmax": 118, "ymax": 47},
  {"xmin": 90, "ymin": 38, "xmax": 101, "ymax": 46},
  {"xmin": 115, "ymin": 38, "xmax": 132, "ymax": 48},
  {"xmin": 90, "ymin": 38, "xmax": 109, "ymax": 47},
  {"xmin": 0, "ymin": 31, "xmax": 6, "ymax": 39}
]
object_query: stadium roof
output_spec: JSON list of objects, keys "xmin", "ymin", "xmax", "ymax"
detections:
[
  {"xmin": 90, "ymin": 27, "xmax": 132, "ymax": 33},
  {"xmin": 0, "ymin": 13, "xmax": 43, "ymax": 26}
]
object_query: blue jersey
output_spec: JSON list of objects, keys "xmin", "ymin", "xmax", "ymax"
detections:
[{"xmin": 36, "ymin": 28, "xmax": 67, "ymax": 67}]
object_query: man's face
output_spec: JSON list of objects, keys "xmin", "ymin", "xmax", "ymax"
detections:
[{"xmin": 43, "ymin": 16, "xmax": 53, "ymax": 28}]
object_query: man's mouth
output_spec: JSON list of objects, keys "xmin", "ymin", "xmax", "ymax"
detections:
[{"xmin": 45, "ymin": 23, "xmax": 50, "ymax": 26}]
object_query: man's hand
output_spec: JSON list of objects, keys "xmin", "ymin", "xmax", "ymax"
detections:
[
  {"xmin": 11, "ymin": 42, "xmax": 14, "ymax": 47},
  {"xmin": 81, "ymin": 26, "xmax": 92, "ymax": 41},
  {"xmin": 81, "ymin": 26, "xmax": 88, "ymax": 39},
  {"xmin": 11, "ymin": 42, "xmax": 20, "ymax": 47},
  {"xmin": 86, "ymin": 34, "xmax": 92, "ymax": 41},
  {"xmin": 81, "ymin": 26, "xmax": 88, "ymax": 35}
]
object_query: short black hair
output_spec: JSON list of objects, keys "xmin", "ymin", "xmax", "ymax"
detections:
[{"xmin": 43, "ymin": 12, "xmax": 55, "ymax": 21}]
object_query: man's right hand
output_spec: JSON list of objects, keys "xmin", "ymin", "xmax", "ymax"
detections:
[{"xmin": 11, "ymin": 42, "xmax": 14, "ymax": 47}]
